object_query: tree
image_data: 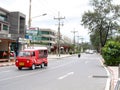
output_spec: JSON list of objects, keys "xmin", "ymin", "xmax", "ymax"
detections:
[
  {"xmin": 102, "ymin": 40, "xmax": 120, "ymax": 66},
  {"xmin": 90, "ymin": 31, "xmax": 100, "ymax": 52},
  {"xmin": 81, "ymin": 0, "xmax": 120, "ymax": 52}
]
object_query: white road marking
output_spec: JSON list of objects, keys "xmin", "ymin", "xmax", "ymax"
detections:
[
  {"xmin": 58, "ymin": 72, "xmax": 74, "ymax": 80},
  {"xmin": 88, "ymin": 75, "xmax": 92, "ymax": 78},
  {"xmin": 0, "ymin": 61, "xmax": 75, "ymax": 82}
]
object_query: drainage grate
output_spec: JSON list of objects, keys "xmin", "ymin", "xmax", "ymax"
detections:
[{"xmin": 92, "ymin": 75, "xmax": 108, "ymax": 78}]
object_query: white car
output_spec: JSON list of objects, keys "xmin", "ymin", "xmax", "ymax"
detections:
[{"xmin": 85, "ymin": 50, "xmax": 94, "ymax": 54}]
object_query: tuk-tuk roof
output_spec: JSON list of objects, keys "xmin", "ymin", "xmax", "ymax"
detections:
[{"xmin": 24, "ymin": 47, "xmax": 48, "ymax": 51}]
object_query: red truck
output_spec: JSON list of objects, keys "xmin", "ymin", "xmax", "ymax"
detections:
[{"xmin": 15, "ymin": 47, "xmax": 48, "ymax": 70}]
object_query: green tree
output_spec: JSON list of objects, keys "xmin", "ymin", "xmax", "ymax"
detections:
[
  {"xmin": 81, "ymin": 0, "xmax": 120, "ymax": 52},
  {"xmin": 90, "ymin": 31, "xmax": 100, "ymax": 52},
  {"xmin": 102, "ymin": 40, "xmax": 120, "ymax": 66}
]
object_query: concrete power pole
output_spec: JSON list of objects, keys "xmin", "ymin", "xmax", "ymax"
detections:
[
  {"xmin": 71, "ymin": 29, "xmax": 78, "ymax": 53},
  {"xmin": 54, "ymin": 12, "xmax": 65, "ymax": 57},
  {"xmin": 28, "ymin": 0, "xmax": 32, "ymax": 28},
  {"xmin": 80, "ymin": 37, "xmax": 84, "ymax": 52},
  {"xmin": 77, "ymin": 35, "xmax": 81, "ymax": 52}
]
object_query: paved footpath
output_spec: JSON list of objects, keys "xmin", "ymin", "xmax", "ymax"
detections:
[{"xmin": 107, "ymin": 66, "xmax": 118, "ymax": 90}]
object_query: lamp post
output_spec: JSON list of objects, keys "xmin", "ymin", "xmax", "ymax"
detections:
[
  {"xmin": 32, "ymin": 13, "xmax": 47, "ymax": 18},
  {"xmin": 28, "ymin": 0, "xmax": 32, "ymax": 28},
  {"xmin": 28, "ymin": 13, "xmax": 47, "ymax": 28},
  {"xmin": 28, "ymin": 0, "xmax": 47, "ymax": 28}
]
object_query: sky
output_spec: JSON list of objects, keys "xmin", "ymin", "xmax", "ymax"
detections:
[{"xmin": 0, "ymin": 0, "xmax": 94, "ymax": 42}]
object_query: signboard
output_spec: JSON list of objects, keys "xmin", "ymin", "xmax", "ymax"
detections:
[
  {"xmin": 27, "ymin": 27, "xmax": 39, "ymax": 30},
  {"xmin": 19, "ymin": 38, "xmax": 29, "ymax": 44}
]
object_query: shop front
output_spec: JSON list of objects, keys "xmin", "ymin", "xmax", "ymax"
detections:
[{"xmin": 0, "ymin": 38, "xmax": 15, "ymax": 61}]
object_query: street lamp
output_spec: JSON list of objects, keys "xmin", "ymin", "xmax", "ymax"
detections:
[
  {"xmin": 32, "ymin": 13, "xmax": 47, "ymax": 19},
  {"xmin": 28, "ymin": 0, "xmax": 47, "ymax": 28},
  {"xmin": 28, "ymin": 13, "xmax": 47, "ymax": 28}
]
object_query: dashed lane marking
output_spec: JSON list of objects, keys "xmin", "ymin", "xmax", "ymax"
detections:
[{"xmin": 58, "ymin": 72, "xmax": 74, "ymax": 80}]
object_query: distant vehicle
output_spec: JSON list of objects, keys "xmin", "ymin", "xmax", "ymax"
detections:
[
  {"xmin": 15, "ymin": 47, "xmax": 48, "ymax": 70},
  {"xmin": 85, "ymin": 49, "xmax": 94, "ymax": 54},
  {"xmin": 89, "ymin": 50, "xmax": 94, "ymax": 54}
]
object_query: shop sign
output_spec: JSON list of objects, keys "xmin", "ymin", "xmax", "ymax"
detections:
[{"xmin": 19, "ymin": 38, "xmax": 28, "ymax": 44}]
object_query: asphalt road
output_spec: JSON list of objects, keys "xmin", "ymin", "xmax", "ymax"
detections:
[{"xmin": 0, "ymin": 53, "xmax": 108, "ymax": 90}]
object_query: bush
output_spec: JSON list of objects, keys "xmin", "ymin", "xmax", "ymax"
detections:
[{"xmin": 102, "ymin": 40, "xmax": 120, "ymax": 66}]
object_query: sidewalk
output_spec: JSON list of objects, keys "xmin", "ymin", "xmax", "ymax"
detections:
[
  {"xmin": 107, "ymin": 66, "xmax": 119, "ymax": 90},
  {"xmin": 0, "ymin": 61, "xmax": 15, "ymax": 67},
  {"xmin": 48, "ymin": 54, "xmax": 72, "ymax": 59},
  {"xmin": 0, "ymin": 54, "xmax": 72, "ymax": 67}
]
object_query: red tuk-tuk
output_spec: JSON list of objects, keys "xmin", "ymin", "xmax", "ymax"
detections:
[{"xmin": 15, "ymin": 47, "xmax": 48, "ymax": 70}]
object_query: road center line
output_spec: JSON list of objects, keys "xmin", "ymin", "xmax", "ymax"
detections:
[{"xmin": 58, "ymin": 72, "xmax": 74, "ymax": 80}]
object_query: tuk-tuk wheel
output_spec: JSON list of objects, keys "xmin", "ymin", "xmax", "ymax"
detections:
[
  {"xmin": 41, "ymin": 63, "xmax": 44, "ymax": 68},
  {"xmin": 18, "ymin": 67, "xmax": 22, "ymax": 70},
  {"xmin": 31, "ymin": 64, "xmax": 35, "ymax": 70}
]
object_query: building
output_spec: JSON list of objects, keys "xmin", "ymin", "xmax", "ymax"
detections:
[
  {"xmin": 40, "ymin": 28, "xmax": 56, "ymax": 52},
  {"xmin": 26, "ymin": 28, "xmax": 56, "ymax": 52},
  {"xmin": 9, "ymin": 12, "xmax": 26, "ymax": 54},
  {"xmin": 0, "ymin": 7, "xmax": 26, "ymax": 60},
  {"xmin": 54, "ymin": 34, "xmax": 72, "ymax": 54},
  {"xmin": 9, "ymin": 12, "xmax": 26, "ymax": 39}
]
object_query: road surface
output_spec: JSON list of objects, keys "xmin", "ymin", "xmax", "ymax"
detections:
[{"xmin": 0, "ymin": 53, "xmax": 108, "ymax": 90}]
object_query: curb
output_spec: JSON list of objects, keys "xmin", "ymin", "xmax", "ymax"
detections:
[
  {"xmin": 48, "ymin": 55, "xmax": 73, "ymax": 59},
  {"xmin": 99, "ymin": 59, "xmax": 111, "ymax": 90},
  {"xmin": 107, "ymin": 66, "xmax": 119, "ymax": 90},
  {"xmin": 0, "ymin": 62, "xmax": 15, "ymax": 67},
  {"xmin": 0, "ymin": 55, "xmax": 73, "ymax": 67}
]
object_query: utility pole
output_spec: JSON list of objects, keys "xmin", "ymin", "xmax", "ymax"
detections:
[
  {"xmin": 28, "ymin": 0, "xmax": 32, "ymax": 28},
  {"xmin": 54, "ymin": 12, "xmax": 65, "ymax": 57},
  {"xmin": 71, "ymin": 29, "xmax": 78, "ymax": 53},
  {"xmin": 80, "ymin": 37, "xmax": 84, "ymax": 52},
  {"xmin": 77, "ymin": 35, "xmax": 81, "ymax": 52}
]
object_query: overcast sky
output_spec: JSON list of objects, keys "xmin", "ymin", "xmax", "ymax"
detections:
[{"xmin": 0, "ymin": 0, "xmax": 96, "ymax": 42}]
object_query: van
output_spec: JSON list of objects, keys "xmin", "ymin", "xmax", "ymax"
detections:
[{"xmin": 15, "ymin": 47, "xmax": 48, "ymax": 70}]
